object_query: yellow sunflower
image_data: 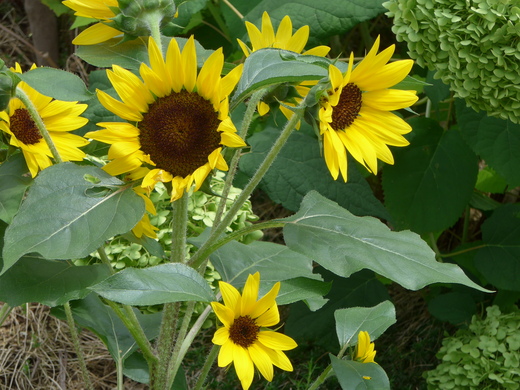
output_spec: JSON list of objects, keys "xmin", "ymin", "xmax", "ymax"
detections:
[
  {"xmin": 237, "ymin": 11, "xmax": 330, "ymax": 117},
  {"xmin": 63, "ymin": 0, "xmax": 122, "ymax": 45},
  {"xmin": 85, "ymin": 37, "xmax": 246, "ymax": 202},
  {"xmin": 211, "ymin": 272, "xmax": 297, "ymax": 390},
  {"xmin": 318, "ymin": 36, "xmax": 418, "ymax": 182},
  {"xmin": 0, "ymin": 63, "xmax": 89, "ymax": 177},
  {"xmin": 354, "ymin": 331, "xmax": 377, "ymax": 364}
]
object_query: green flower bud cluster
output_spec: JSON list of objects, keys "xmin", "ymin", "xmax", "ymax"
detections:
[
  {"xmin": 112, "ymin": 0, "xmax": 178, "ymax": 39},
  {"xmin": 384, "ymin": 0, "xmax": 520, "ymax": 123},
  {"xmin": 425, "ymin": 305, "xmax": 520, "ymax": 389}
]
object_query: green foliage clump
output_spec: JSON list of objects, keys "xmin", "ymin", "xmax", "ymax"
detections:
[
  {"xmin": 425, "ymin": 305, "xmax": 520, "ymax": 389},
  {"xmin": 383, "ymin": 0, "xmax": 520, "ymax": 123}
]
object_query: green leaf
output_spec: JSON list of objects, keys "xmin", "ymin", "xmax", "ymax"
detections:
[
  {"xmin": 383, "ymin": 117, "xmax": 478, "ymax": 233},
  {"xmin": 277, "ymin": 277, "xmax": 331, "ymax": 308},
  {"xmin": 285, "ymin": 269, "xmax": 390, "ymax": 351},
  {"xmin": 283, "ymin": 191, "xmax": 489, "ymax": 291},
  {"xmin": 223, "ymin": 0, "xmax": 386, "ymax": 46},
  {"xmin": 17, "ymin": 67, "xmax": 94, "ymax": 101},
  {"xmin": 162, "ymin": 0, "xmax": 208, "ymax": 36},
  {"xmin": 0, "ymin": 154, "xmax": 32, "ymax": 223},
  {"xmin": 330, "ymin": 355, "xmax": 390, "ymax": 390},
  {"xmin": 335, "ymin": 301, "xmax": 396, "ymax": 348},
  {"xmin": 474, "ymin": 204, "xmax": 520, "ymax": 291},
  {"xmin": 76, "ymin": 36, "xmax": 213, "ymax": 70},
  {"xmin": 232, "ymin": 49, "xmax": 329, "ymax": 106},
  {"xmin": 51, "ymin": 294, "xmax": 162, "ymax": 361},
  {"xmin": 90, "ymin": 263, "xmax": 215, "ymax": 305},
  {"xmin": 427, "ymin": 292, "xmax": 476, "ymax": 325},
  {"xmin": 476, "ymin": 166, "xmax": 508, "ymax": 194},
  {"xmin": 456, "ymin": 99, "xmax": 520, "ymax": 186},
  {"xmin": 1, "ymin": 163, "xmax": 144, "ymax": 274},
  {"xmin": 206, "ymin": 239, "xmax": 316, "ymax": 287},
  {"xmin": 424, "ymin": 70, "xmax": 450, "ymax": 108},
  {"xmin": 239, "ymin": 126, "xmax": 390, "ymax": 219},
  {"xmin": 0, "ymin": 257, "xmax": 110, "ymax": 307}
]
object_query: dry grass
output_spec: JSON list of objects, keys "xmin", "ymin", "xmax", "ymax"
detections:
[{"xmin": 0, "ymin": 303, "xmax": 146, "ymax": 390}]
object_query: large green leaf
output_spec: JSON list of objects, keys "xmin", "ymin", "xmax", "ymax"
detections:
[
  {"xmin": 17, "ymin": 67, "xmax": 94, "ymax": 101},
  {"xmin": 474, "ymin": 204, "xmax": 520, "ymax": 291},
  {"xmin": 383, "ymin": 117, "xmax": 478, "ymax": 233},
  {"xmin": 456, "ymin": 99, "xmax": 520, "ymax": 186},
  {"xmin": 76, "ymin": 36, "xmax": 213, "ymax": 70},
  {"xmin": 330, "ymin": 355, "xmax": 390, "ymax": 390},
  {"xmin": 207, "ymin": 239, "xmax": 315, "ymax": 286},
  {"xmin": 1, "ymin": 163, "xmax": 144, "ymax": 274},
  {"xmin": 283, "ymin": 191, "xmax": 488, "ymax": 291},
  {"xmin": 232, "ymin": 48, "xmax": 329, "ymax": 106},
  {"xmin": 90, "ymin": 263, "xmax": 215, "ymax": 305},
  {"xmin": 222, "ymin": 0, "xmax": 386, "ymax": 46},
  {"xmin": 277, "ymin": 277, "xmax": 331, "ymax": 309},
  {"xmin": 0, "ymin": 154, "xmax": 32, "ymax": 223},
  {"xmin": 334, "ymin": 301, "xmax": 396, "ymax": 348},
  {"xmin": 51, "ymin": 294, "xmax": 162, "ymax": 362},
  {"xmin": 0, "ymin": 257, "xmax": 110, "ymax": 307},
  {"xmin": 238, "ymin": 126, "xmax": 390, "ymax": 219}
]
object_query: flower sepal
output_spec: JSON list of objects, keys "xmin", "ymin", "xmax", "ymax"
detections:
[{"xmin": 112, "ymin": 0, "xmax": 177, "ymax": 37}]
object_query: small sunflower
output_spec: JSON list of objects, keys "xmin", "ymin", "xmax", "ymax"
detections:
[
  {"xmin": 237, "ymin": 11, "xmax": 330, "ymax": 117},
  {"xmin": 354, "ymin": 331, "xmax": 377, "ymax": 364},
  {"xmin": 0, "ymin": 64, "xmax": 89, "ymax": 177},
  {"xmin": 85, "ymin": 37, "xmax": 246, "ymax": 202},
  {"xmin": 318, "ymin": 36, "xmax": 418, "ymax": 181},
  {"xmin": 211, "ymin": 272, "xmax": 297, "ymax": 390},
  {"xmin": 62, "ymin": 0, "xmax": 121, "ymax": 45}
]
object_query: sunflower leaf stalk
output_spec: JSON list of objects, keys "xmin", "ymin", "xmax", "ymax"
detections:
[{"xmin": 14, "ymin": 87, "xmax": 63, "ymax": 164}]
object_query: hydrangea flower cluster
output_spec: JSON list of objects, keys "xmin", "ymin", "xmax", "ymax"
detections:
[{"xmin": 384, "ymin": 0, "xmax": 520, "ymax": 123}]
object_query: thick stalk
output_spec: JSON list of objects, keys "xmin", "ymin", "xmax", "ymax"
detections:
[
  {"xmin": 189, "ymin": 100, "xmax": 305, "ymax": 269},
  {"xmin": 152, "ymin": 193, "xmax": 189, "ymax": 389},
  {"xmin": 308, "ymin": 365, "xmax": 333, "ymax": 390},
  {"xmin": 144, "ymin": 11, "xmax": 164, "ymax": 53},
  {"xmin": 15, "ymin": 87, "xmax": 62, "ymax": 163},
  {"xmin": 64, "ymin": 302, "xmax": 94, "ymax": 390}
]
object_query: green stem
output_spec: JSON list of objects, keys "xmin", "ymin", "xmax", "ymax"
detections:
[
  {"xmin": 308, "ymin": 365, "xmax": 332, "ymax": 390},
  {"xmin": 193, "ymin": 344, "xmax": 219, "ymax": 390},
  {"xmin": 105, "ymin": 300, "xmax": 158, "ymax": 366},
  {"xmin": 64, "ymin": 302, "xmax": 94, "ymax": 390},
  {"xmin": 438, "ymin": 244, "xmax": 487, "ymax": 258},
  {"xmin": 15, "ymin": 87, "xmax": 62, "ymax": 163},
  {"xmin": 196, "ymin": 221, "xmax": 286, "ymax": 266},
  {"xmin": 97, "ymin": 246, "xmax": 115, "ymax": 274},
  {"xmin": 166, "ymin": 301, "xmax": 196, "ymax": 389},
  {"xmin": 116, "ymin": 357, "xmax": 124, "ymax": 390},
  {"xmin": 0, "ymin": 303, "xmax": 13, "ymax": 327},
  {"xmin": 170, "ymin": 192, "xmax": 189, "ymax": 263},
  {"xmin": 144, "ymin": 11, "xmax": 164, "ymax": 53},
  {"xmin": 461, "ymin": 206, "xmax": 470, "ymax": 244},
  {"xmin": 429, "ymin": 232, "xmax": 441, "ymax": 259},
  {"xmin": 152, "ymin": 302, "xmax": 180, "ymax": 389},
  {"xmin": 213, "ymin": 89, "xmax": 268, "ymax": 228},
  {"xmin": 189, "ymin": 99, "xmax": 305, "ymax": 269}
]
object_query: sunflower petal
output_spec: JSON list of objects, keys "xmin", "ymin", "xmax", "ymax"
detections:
[{"xmin": 257, "ymin": 330, "xmax": 298, "ymax": 351}]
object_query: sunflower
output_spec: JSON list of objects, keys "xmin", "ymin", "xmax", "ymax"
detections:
[
  {"xmin": 354, "ymin": 331, "xmax": 377, "ymax": 364},
  {"xmin": 85, "ymin": 37, "xmax": 246, "ymax": 202},
  {"xmin": 318, "ymin": 36, "xmax": 418, "ymax": 181},
  {"xmin": 211, "ymin": 272, "xmax": 297, "ymax": 390},
  {"xmin": 0, "ymin": 64, "xmax": 89, "ymax": 177},
  {"xmin": 237, "ymin": 11, "xmax": 330, "ymax": 117},
  {"xmin": 62, "ymin": 0, "xmax": 121, "ymax": 45}
]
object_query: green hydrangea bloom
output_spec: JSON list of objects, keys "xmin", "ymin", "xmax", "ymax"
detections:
[
  {"xmin": 425, "ymin": 305, "xmax": 520, "ymax": 389},
  {"xmin": 384, "ymin": 0, "xmax": 520, "ymax": 123}
]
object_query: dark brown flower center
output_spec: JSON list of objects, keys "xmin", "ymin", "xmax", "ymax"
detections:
[
  {"xmin": 138, "ymin": 90, "xmax": 221, "ymax": 178},
  {"xmin": 9, "ymin": 108, "xmax": 43, "ymax": 145},
  {"xmin": 229, "ymin": 315, "xmax": 260, "ymax": 348},
  {"xmin": 329, "ymin": 83, "xmax": 362, "ymax": 131}
]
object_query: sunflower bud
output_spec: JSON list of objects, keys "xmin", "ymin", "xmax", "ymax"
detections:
[
  {"xmin": 112, "ymin": 0, "xmax": 177, "ymax": 37},
  {"xmin": 384, "ymin": 0, "xmax": 520, "ymax": 123}
]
